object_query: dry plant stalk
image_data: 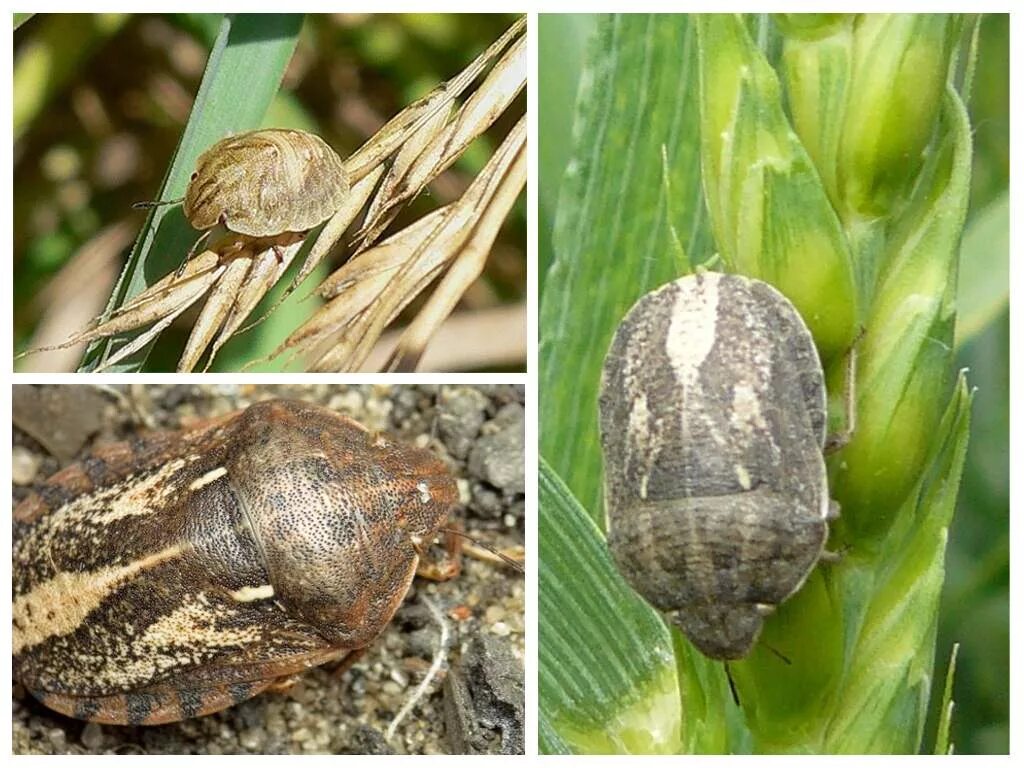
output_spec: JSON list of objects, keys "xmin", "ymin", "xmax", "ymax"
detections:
[{"xmin": 21, "ymin": 16, "xmax": 526, "ymax": 372}]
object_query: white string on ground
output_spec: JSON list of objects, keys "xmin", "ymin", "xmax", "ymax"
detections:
[{"xmin": 385, "ymin": 594, "xmax": 451, "ymax": 744}]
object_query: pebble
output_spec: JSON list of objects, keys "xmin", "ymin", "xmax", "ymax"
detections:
[
  {"xmin": 80, "ymin": 723, "xmax": 103, "ymax": 750},
  {"xmin": 11, "ymin": 446, "xmax": 41, "ymax": 485},
  {"xmin": 485, "ymin": 605, "xmax": 506, "ymax": 623}
]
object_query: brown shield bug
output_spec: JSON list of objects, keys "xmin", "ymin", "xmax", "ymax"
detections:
[
  {"xmin": 137, "ymin": 128, "xmax": 350, "ymax": 270},
  {"xmin": 13, "ymin": 398, "xmax": 458, "ymax": 725}
]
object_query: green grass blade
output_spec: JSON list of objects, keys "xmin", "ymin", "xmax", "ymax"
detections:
[
  {"xmin": 539, "ymin": 14, "xmax": 711, "ymax": 523},
  {"xmin": 539, "ymin": 459, "xmax": 690, "ymax": 754},
  {"xmin": 80, "ymin": 13, "xmax": 304, "ymax": 371},
  {"xmin": 933, "ymin": 643, "xmax": 959, "ymax": 754},
  {"xmin": 955, "ymin": 191, "xmax": 1009, "ymax": 348},
  {"xmin": 14, "ymin": 14, "xmax": 128, "ymax": 139},
  {"xmin": 538, "ymin": 13, "xmax": 596, "ymax": 281}
]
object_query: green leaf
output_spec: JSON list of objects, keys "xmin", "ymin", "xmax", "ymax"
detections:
[
  {"xmin": 538, "ymin": 13, "xmax": 596, "ymax": 281},
  {"xmin": 539, "ymin": 459, "xmax": 689, "ymax": 754},
  {"xmin": 540, "ymin": 13, "xmax": 711, "ymax": 523},
  {"xmin": 955, "ymin": 191, "xmax": 1009, "ymax": 348},
  {"xmin": 81, "ymin": 13, "xmax": 304, "ymax": 371},
  {"xmin": 14, "ymin": 14, "xmax": 128, "ymax": 139},
  {"xmin": 933, "ymin": 643, "xmax": 959, "ymax": 754}
]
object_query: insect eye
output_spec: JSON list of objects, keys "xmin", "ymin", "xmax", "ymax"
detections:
[{"xmin": 190, "ymin": 172, "xmax": 198, "ymax": 180}]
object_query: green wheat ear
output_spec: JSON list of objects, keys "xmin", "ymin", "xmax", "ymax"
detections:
[
  {"xmin": 539, "ymin": 13, "xmax": 983, "ymax": 755},
  {"xmin": 695, "ymin": 14, "xmax": 973, "ymax": 753}
]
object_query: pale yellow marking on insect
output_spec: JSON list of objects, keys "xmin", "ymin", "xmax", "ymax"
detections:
[
  {"xmin": 416, "ymin": 481, "xmax": 432, "ymax": 504},
  {"xmin": 628, "ymin": 394, "xmax": 650, "ymax": 443},
  {"xmin": 626, "ymin": 393, "xmax": 659, "ymax": 502},
  {"xmin": 665, "ymin": 273, "xmax": 720, "ymax": 383},
  {"xmin": 735, "ymin": 465, "xmax": 752, "ymax": 491},
  {"xmin": 95, "ymin": 593, "xmax": 266, "ymax": 690},
  {"xmin": 230, "ymin": 584, "xmax": 275, "ymax": 602},
  {"xmin": 731, "ymin": 382, "xmax": 767, "ymax": 432},
  {"xmin": 13, "ymin": 542, "xmax": 187, "ymax": 654},
  {"xmin": 90, "ymin": 458, "xmax": 188, "ymax": 525},
  {"xmin": 189, "ymin": 466, "xmax": 228, "ymax": 491},
  {"xmin": 666, "ymin": 276, "xmax": 720, "ymax": 465}
]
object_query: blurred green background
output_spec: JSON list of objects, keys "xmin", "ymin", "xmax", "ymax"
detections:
[
  {"xmin": 14, "ymin": 13, "xmax": 526, "ymax": 371},
  {"xmin": 540, "ymin": 13, "xmax": 1008, "ymax": 755}
]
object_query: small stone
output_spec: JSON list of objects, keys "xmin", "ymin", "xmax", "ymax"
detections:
[
  {"xmin": 46, "ymin": 728, "xmax": 66, "ymax": 751},
  {"xmin": 239, "ymin": 728, "xmax": 263, "ymax": 751},
  {"xmin": 470, "ymin": 483, "xmax": 504, "ymax": 518},
  {"xmin": 80, "ymin": 722, "xmax": 104, "ymax": 750},
  {"xmin": 11, "ymin": 446, "xmax": 41, "ymax": 485},
  {"xmin": 484, "ymin": 605, "xmax": 506, "ymax": 623},
  {"xmin": 468, "ymin": 404, "xmax": 524, "ymax": 495},
  {"xmin": 437, "ymin": 386, "xmax": 489, "ymax": 459}
]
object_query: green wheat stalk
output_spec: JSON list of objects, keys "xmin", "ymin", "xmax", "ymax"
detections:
[
  {"xmin": 539, "ymin": 12, "xmax": 976, "ymax": 755},
  {"xmin": 692, "ymin": 13, "xmax": 972, "ymax": 753}
]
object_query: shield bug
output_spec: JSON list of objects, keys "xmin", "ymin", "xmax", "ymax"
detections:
[
  {"xmin": 138, "ymin": 128, "xmax": 349, "ymax": 267},
  {"xmin": 13, "ymin": 398, "xmax": 458, "ymax": 725},
  {"xmin": 599, "ymin": 271, "xmax": 835, "ymax": 660}
]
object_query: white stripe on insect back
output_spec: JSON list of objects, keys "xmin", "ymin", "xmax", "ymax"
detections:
[
  {"xmin": 664, "ymin": 274, "xmax": 720, "ymax": 382},
  {"xmin": 665, "ymin": 274, "xmax": 722, "ymax": 463},
  {"xmin": 67, "ymin": 458, "xmax": 190, "ymax": 527},
  {"xmin": 730, "ymin": 382, "xmax": 767, "ymax": 433},
  {"xmin": 13, "ymin": 542, "xmax": 188, "ymax": 654},
  {"xmin": 230, "ymin": 584, "xmax": 275, "ymax": 602},
  {"xmin": 627, "ymin": 393, "xmax": 652, "ymax": 500},
  {"xmin": 90, "ymin": 592, "xmax": 265, "ymax": 691},
  {"xmin": 189, "ymin": 466, "xmax": 228, "ymax": 491}
]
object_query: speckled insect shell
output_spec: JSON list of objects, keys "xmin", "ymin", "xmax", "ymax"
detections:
[
  {"xmin": 13, "ymin": 400, "xmax": 456, "ymax": 725},
  {"xmin": 183, "ymin": 129, "xmax": 349, "ymax": 237},
  {"xmin": 599, "ymin": 272, "xmax": 831, "ymax": 660}
]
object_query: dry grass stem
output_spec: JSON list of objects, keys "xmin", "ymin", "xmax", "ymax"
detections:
[
  {"xmin": 343, "ymin": 15, "xmax": 525, "ymax": 180},
  {"xmin": 21, "ymin": 221, "xmax": 129, "ymax": 373},
  {"xmin": 362, "ymin": 304, "xmax": 525, "ymax": 372},
  {"xmin": 386, "ymin": 119, "xmax": 526, "ymax": 371},
  {"xmin": 291, "ymin": 112, "xmax": 524, "ymax": 372},
  {"xmin": 19, "ymin": 16, "xmax": 526, "ymax": 372}
]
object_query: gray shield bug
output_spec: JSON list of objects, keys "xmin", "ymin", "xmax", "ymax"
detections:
[{"xmin": 599, "ymin": 271, "xmax": 835, "ymax": 660}]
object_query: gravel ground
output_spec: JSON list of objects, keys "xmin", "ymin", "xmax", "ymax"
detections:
[{"xmin": 12, "ymin": 383, "xmax": 525, "ymax": 755}]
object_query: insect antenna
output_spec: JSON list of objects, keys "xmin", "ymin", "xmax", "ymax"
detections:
[
  {"xmin": 438, "ymin": 526, "xmax": 524, "ymax": 572},
  {"xmin": 724, "ymin": 662, "xmax": 741, "ymax": 706},
  {"xmin": 764, "ymin": 643, "xmax": 792, "ymax": 665},
  {"xmin": 132, "ymin": 197, "xmax": 185, "ymax": 210}
]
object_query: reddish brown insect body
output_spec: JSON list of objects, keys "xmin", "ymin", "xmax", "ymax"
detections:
[{"xmin": 13, "ymin": 399, "xmax": 457, "ymax": 725}]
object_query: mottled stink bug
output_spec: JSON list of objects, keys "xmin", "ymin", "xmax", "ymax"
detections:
[
  {"xmin": 182, "ymin": 129, "xmax": 348, "ymax": 238},
  {"xmin": 599, "ymin": 271, "xmax": 838, "ymax": 660},
  {"xmin": 13, "ymin": 399, "xmax": 457, "ymax": 725},
  {"xmin": 138, "ymin": 128, "xmax": 349, "ymax": 270}
]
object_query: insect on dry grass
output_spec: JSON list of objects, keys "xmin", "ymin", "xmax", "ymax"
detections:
[{"xmin": 21, "ymin": 16, "xmax": 526, "ymax": 373}]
